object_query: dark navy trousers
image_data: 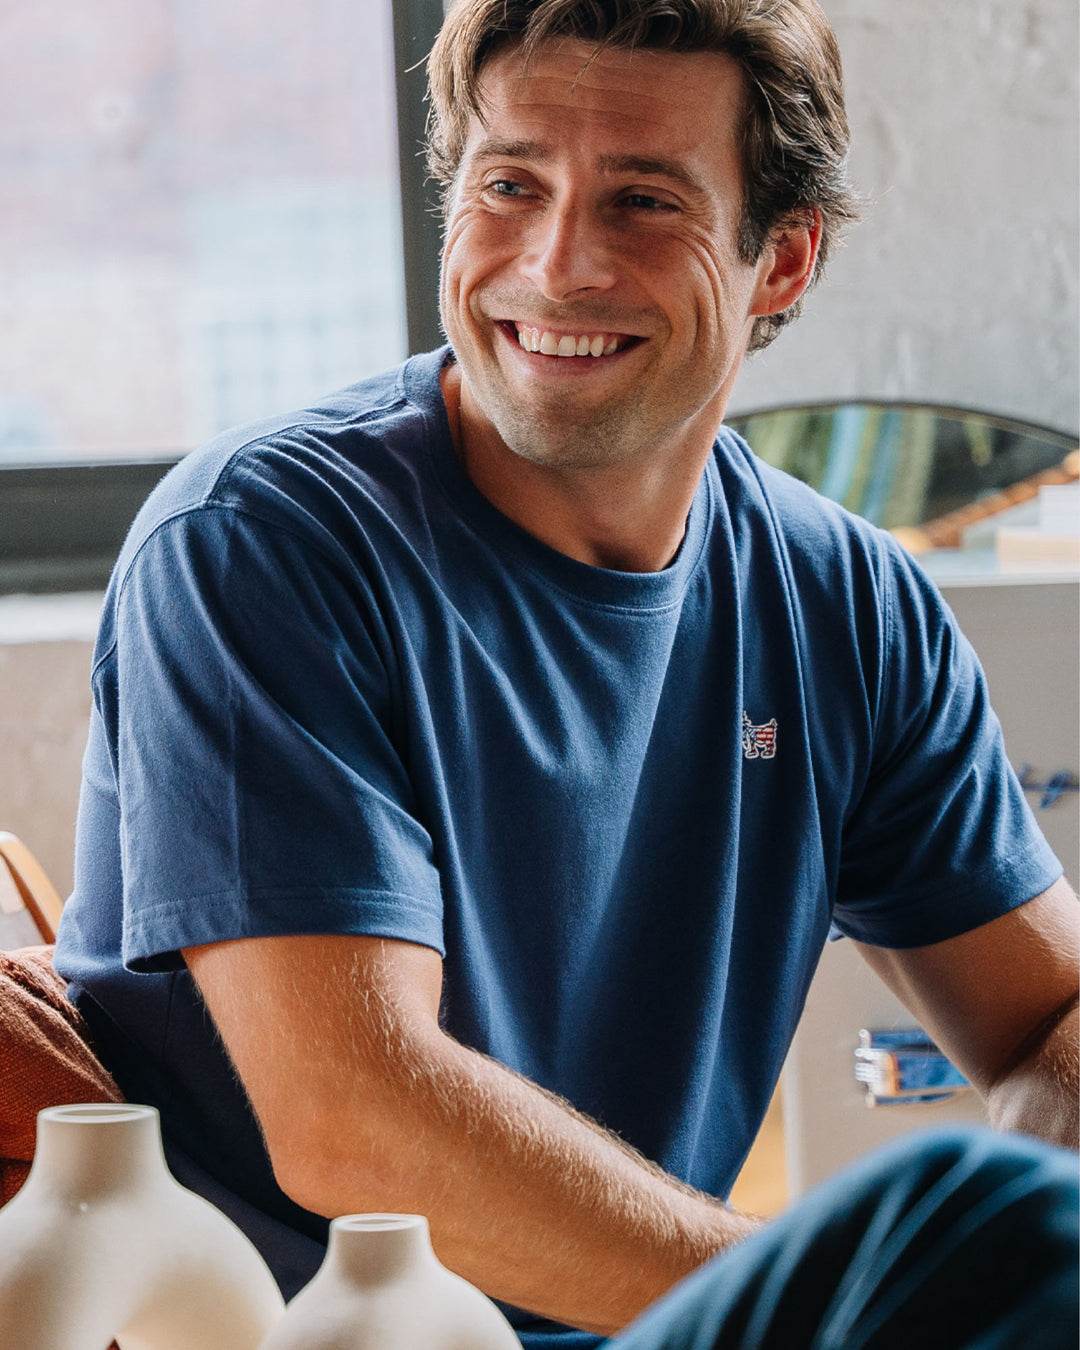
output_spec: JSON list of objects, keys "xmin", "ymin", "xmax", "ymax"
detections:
[{"xmin": 606, "ymin": 1129, "xmax": 1079, "ymax": 1350}]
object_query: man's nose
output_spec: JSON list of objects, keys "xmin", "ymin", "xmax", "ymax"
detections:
[{"xmin": 519, "ymin": 199, "xmax": 618, "ymax": 300}]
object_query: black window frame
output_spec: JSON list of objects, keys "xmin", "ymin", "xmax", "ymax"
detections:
[{"xmin": 1, "ymin": 0, "xmax": 445, "ymax": 596}]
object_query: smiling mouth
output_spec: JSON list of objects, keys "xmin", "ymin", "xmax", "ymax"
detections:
[{"xmin": 503, "ymin": 322, "xmax": 640, "ymax": 358}]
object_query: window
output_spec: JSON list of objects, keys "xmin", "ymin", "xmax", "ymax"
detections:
[
  {"xmin": 1, "ymin": 0, "xmax": 406, "ymax": 466},
  {"xmin": 1, "ymin": 0, "xmax": 445, "ymax": 591}
]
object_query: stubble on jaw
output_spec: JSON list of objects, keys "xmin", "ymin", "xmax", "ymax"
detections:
[{"xmin": 464, "ymin": 367, "xmax": 663, "ymax": 472}]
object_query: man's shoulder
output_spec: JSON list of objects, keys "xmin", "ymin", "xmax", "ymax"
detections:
[
  {"xmin": 714, "ymin": 423, "xmax": 895, "ymax": 578},
  {"xmin": 114, "ymin": 350, "xmax": 451, "ymax": 580}
]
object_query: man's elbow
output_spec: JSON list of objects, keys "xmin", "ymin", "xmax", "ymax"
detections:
[
  {"xmin": 987, "ymin": 994, "xmax": 1079, "ymax": 1151},
  {"xmin": 260, "ymin": 1085, "xmax": 415, "ymax": 1218},
  {"xmin": 253, "ymin": 1026, "xmax": 455, "ymax": 1218}
]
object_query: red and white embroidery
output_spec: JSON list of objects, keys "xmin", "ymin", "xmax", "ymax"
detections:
[{"xmin": 742, "ymin": 710, "xmax": 778, "ymax": 760}]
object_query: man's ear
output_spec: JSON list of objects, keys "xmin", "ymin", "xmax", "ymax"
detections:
[{"xmin": 749, "ymin": 208, "xmax": 822, "ymax": 317}]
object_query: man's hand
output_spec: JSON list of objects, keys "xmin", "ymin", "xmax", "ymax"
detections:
[
  {"xmin": 183, "ymin": 934, "xmax": 757, "ymax": 1337},
  {"xmin": 856, "ymin": 878, "xmax": 1079, "ymax": 1150}
]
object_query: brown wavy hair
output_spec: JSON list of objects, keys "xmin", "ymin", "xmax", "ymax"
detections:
[{"xmin": 427, "ymin": 0, "xmax": 861, "ymax": 350}]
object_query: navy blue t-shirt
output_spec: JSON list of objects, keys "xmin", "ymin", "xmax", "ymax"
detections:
[{"xmin": 56, "ymin": 348, "xmax": 1060, "ymax": 1346}]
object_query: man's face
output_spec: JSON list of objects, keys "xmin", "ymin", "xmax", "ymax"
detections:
[{"xmin": 439, "ymin": 39, "xmax": 785, "ymax": 472}]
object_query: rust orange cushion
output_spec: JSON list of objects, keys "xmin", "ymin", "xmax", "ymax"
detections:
[{"xmin": 0, "ymin": 944, "xmax": 123, "ymax": 1207}]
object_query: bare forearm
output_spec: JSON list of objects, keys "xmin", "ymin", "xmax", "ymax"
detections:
[
  {"xmin": 988, "ymin": 998, "xmax": 1079, "ymax": 1151},
  {"xmin": 185, "ymin": 934, "xmax": 759, "ymax": 1335},
  {"xmin": 282, "ymin": 1029, "xmax": 758, "ymax": 1336}
]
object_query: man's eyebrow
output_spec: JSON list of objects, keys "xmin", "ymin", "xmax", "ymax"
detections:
[
  {"xmin": 597, "ymin": 154, "xmax": 709, "ymax": 198},
  {"xmin": 468, "ymin": 137, "xmax": 553, "ymax": 165}
]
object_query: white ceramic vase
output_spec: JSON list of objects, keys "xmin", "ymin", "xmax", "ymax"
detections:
[
  {"xmin": 259, "ymin": 1213, "xmax": 521, "ymax": 1349},
  {"xmin": 0, "ymin": 1103, "xmax": 284, "ymax": 1349}
]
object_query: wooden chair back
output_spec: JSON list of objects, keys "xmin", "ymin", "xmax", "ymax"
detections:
[{"xmin": 0, "ymin": 833, "xmax": 65, "ymax": 947}]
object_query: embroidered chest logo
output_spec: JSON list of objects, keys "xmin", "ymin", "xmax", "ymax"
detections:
[{"xmin": 742, "ymin": 710, "xmax": 778, "ymax": 760}]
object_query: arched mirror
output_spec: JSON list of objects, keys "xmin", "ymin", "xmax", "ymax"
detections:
[{"xmin": 727, "ymin": 403, "xmax": 1077, "ymax": 561}]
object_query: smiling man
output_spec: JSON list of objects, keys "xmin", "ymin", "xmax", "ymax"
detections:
[
  {"xmin": 52, "ymin": 1, "xmax": 1078, "ymax": 1347},
  {"xmin": 438, "ymin": 38, "xmax": 817, "ymax": 570}
]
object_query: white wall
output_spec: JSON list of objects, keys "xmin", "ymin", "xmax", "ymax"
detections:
[
  {"xmin": 0, "ymin": 598, "xmax": 100, "ymax": 899},
  {"xmin": 730, "ymin": 0, "xmax": 1079, "ymax": 434}
]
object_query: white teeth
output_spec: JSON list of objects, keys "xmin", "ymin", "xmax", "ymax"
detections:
[{"xmin": 515, "ymin": 327, "xmax": 625, "ymax": 358}]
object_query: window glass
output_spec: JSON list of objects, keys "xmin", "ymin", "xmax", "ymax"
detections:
[{"xmin": 0, "ymin": 0, "xmax": 405, "ymax": 463}]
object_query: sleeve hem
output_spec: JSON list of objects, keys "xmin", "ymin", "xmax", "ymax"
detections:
[
  {"xmin": 122, "ymin": 887, "xmax": 445, "ymax": 972},
  {"xmin": 831, "ymin": 838, "xmax": 1064, "ymax": 950}
]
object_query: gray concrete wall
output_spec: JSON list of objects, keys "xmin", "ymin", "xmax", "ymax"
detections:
[{"xmin": 731, "ymin": 0, "xmax": 1079, "ymax": 434}]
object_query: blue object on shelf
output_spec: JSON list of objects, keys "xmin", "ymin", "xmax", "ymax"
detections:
[{"xmin": 855, "ymin": 1028, "xmax": 971, "ymax": 1107}]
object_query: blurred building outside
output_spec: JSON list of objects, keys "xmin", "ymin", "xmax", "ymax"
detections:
[{"xmin": 0, "ymin": 0, "xmax": 406, "ymax": 465}]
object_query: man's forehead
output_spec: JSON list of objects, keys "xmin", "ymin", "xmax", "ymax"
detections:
[
  {"xmin": 473, "ymin": 37, "xmax": 745, "ymax": 117},
  {"xmin": 465, "ymin": 38, "xmax": 748, "ymax": 163}
]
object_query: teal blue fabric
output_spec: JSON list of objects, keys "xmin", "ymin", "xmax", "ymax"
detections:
[
  {"xmin": 605, "ymin": 1128, "xmax": 1079, "ymax": 1350},
  {"xmin": 56, "ymin": 348, "xmax": 1061, "ymax": 1344}
]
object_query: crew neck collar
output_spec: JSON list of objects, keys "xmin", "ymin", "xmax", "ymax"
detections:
[{"xmin": 402, "ymin": 346, "xmax": 714, "ymax": 612}]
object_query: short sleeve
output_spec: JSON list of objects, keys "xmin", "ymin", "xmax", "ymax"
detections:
[
  {"xmin": 833, "ymin": 538, "xmax": 1061, "ymax": 947},
  {"xmin": 101, "ymin": 504, "xmax": 445, "ymax": 972}
]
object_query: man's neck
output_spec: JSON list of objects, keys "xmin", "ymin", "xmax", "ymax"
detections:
[{"xmin": 440, "ymin": 363, "xmax": 720, "ymax": 573}]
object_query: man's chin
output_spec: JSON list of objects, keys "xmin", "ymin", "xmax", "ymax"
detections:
[{"xmin": 491, "ymin": 410, "xmax": 646, "ymax": 471}]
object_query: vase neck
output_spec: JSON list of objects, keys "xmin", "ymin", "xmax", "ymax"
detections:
[
  {"xmin": 327, "ymin": 1215, "xmax": 436, "ymax": 1286},
  {"xmin": 29, "ymin": 1104, "xmax": 172, "ymax": 1200}
]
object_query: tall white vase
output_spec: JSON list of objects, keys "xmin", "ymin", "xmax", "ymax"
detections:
[
  {"xmin": 259, "ymin": 1213, "xmax": 521, "ymax": 1349},
  {"xmin": 0, "ymin": 1103, "xmax": 284, "ymax": 1350}
]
